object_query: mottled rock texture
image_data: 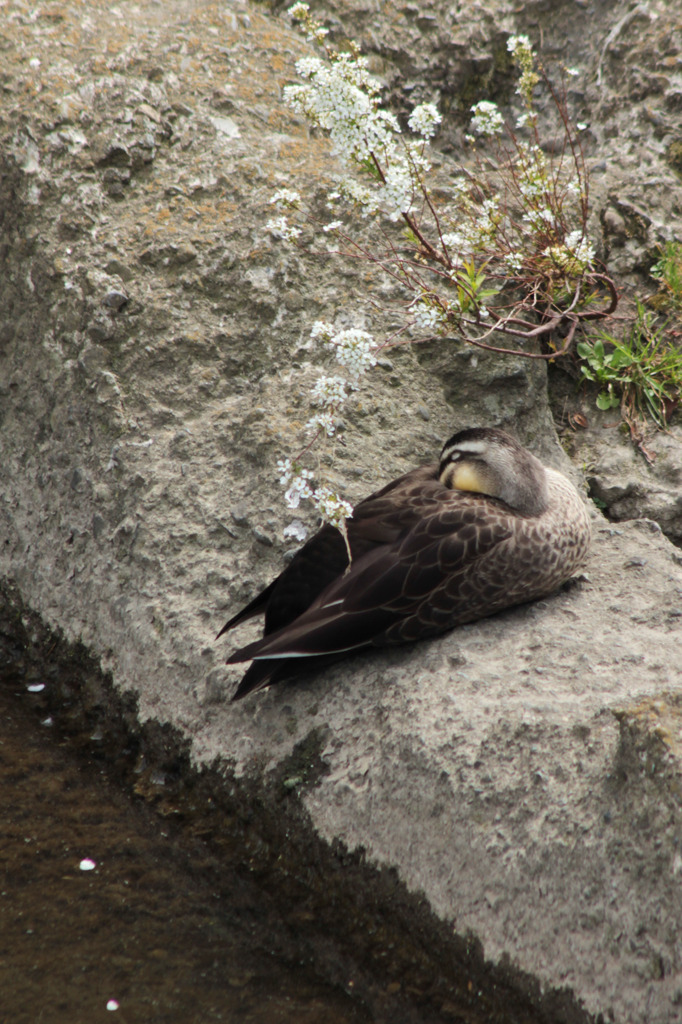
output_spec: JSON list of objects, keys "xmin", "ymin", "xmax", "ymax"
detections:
[{"xmin": 2, "ymin": 1, "xmax": 682, "ymax": 1022}]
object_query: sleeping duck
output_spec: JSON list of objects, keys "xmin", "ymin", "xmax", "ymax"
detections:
[{"xmin": 219, "ymin": 427, "xmax": 591, "ymax": 700}]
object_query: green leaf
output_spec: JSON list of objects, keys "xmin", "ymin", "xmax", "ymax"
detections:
[
  {"xmin": 609, "ymin": 349, "xmax": 632, "ymax": 370},
  {"xmin": 596, "ymin": 391, "xmax": 619, "ymax": 410}
]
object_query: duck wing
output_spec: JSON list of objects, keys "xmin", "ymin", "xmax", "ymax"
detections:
[
  {"xmin": 218, "ymin": 463, "xmax": 440, "ymax": 638},
  {"xmin": 226, "ymin": 497, "xmax": 514, "ymax": 668},
  {"xmin": 216, "ymin": 580, "xmax": 277, "ymax": 638}
]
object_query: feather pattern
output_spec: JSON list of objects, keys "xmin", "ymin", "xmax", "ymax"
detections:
[{"xmin": 220, "ymin": 428, "xmax": 591, "ymax": 699}]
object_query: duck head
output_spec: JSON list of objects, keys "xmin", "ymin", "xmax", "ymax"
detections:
[{"xmin": 438, "ymin": 427, "xmax": 550, "ymax": 516}]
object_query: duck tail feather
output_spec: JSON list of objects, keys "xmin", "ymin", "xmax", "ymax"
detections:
[
  {"xmin": 231, "ymin": 660, "xmax": 280, "ymax": 701},
  {"xmin": 216, "ymin": 580, "xmax": 277, "ymax": 639}
]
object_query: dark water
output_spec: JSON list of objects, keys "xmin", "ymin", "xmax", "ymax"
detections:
[{"xmin": 0, "ymin": 680, "xmax": 370, "ymax": 1024}]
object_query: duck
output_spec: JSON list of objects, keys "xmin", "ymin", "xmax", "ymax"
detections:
[{"xmin": 219, "ymin": 427, "xmax": 591, "ymax": 700}]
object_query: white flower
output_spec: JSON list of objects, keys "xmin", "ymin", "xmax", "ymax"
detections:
[
  {"xmin": 335, "ymin": 175, "xmax": 376, "ymax": 215},
  {"xmin": 266, "ymin": 216, "xmax": 301, "ymax": 241},
  {"xmin": 278, "ymin": 459, "xmax": 313, "ymax": 487},
  {"xmin": 565, "ymin": 229, "xmax": 595, "ymax": 266},
  {"xmin": 441, "ymin": 194, "xmax": 499, "ymax": 259},
  {"xmin": 523, "ymin": 207, "xmax": 554, "ymax": 231},
  {"xmin": 281, "ymin": 44, "xmax": 426, "ymax": 231},
  {"xmin": 543, "ymin": 231, "xmax": 594, "ymax": 271},
  {"xmin": 413, "ymin": 301, "xmax": 444, "ymax": 331},
  {"xmin": 441, "ymin": 231, "xmax": 465, "ymax": 250},
  {"xmin": 306, "ymin": 410, "xmax": 337, "ymax": 436},
  {"xmin": 288, "ymin": 2, "xmax": 328, "ymax": 43},
  {"xmin": 566, "ymin": 66, "xmax": 580, "ymax": 77},
  {"xmin": 576, "ymin": 121, "xmax": 588, "ymax": 131},
  {"xmin": 284, "ymin": 486, "xmax": 303, "ymax": 509},
  {"xmin": 277, "ymin": 457, "xmax": 295, "ymax": 486},
  {"xmin": 518, "ymin": 177, "xmax": 545, "ymax": 200},
  {"xmin": 283, "ymin": 54, "xmax": 391, "ymax": 169},
  {"xmin": 381, "ymin": 160, "xmax": 414, "ymax": 220},
  {"xmin": 295, "ymin": 57, "xmax": 325, "ymax": 79},
  {"xmin": 504, "ymin": 252, "xmax": 524, "ymax": 272},
  {"xmin": 322, "ymin": 220, "xmax": 344, "ymax": 232},
  {"xmin": 403, "ymin": 139, "xmax": 431, "ymax": 173},
  {"xmin": 313, "ymin": 486, "xmax": 353, "ymax": 527},
  {"xmin": 269, "ymin": 189, "xmax": 301, "ymax": 209},
  {"xmin": 310, "ymin": 374, "xmax": 349, "ymax": 407},
  {"xmin": 408, "ymin": 103, "xmax": 441, "ymax": 138},
  {"xmin": 507, "ymin": 34, "xmax": 532, "ymax": 55},
  {"xmin": 470, "ymin": 101, "xmax": 505, "ymax": 137},
  {"xmin": 283, "ymin": 519, "xmax": 308, "ymax": 541},
  {"xmin": 284, "ymin": 469, "xmax": 314, "ymax": 508},
  {"xmin": 507, "ymin": 35, "xmax": 537, "ymax": 103},
  {"xmin": 327, "ymin": 327, "xmax": 377, "ymax": 378},
  {"xmin": 310, "ymin": 320, "xmax": 335, "ymax": 342},
  {"xmin": 288, "ymin": 2, "xmax": 309, "ymax": 20}
]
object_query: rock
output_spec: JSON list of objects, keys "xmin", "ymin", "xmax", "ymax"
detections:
[
  {"xmin": 564, "ymin": 411, "xmax": 682, "ymax": 547},
  {"xmin": 102, "ymin": 289, "xmax": 129, "ymax": 310},
  {"xmin": 1, "ymin": 0, "xmax": 682, "ymax": 1022}
]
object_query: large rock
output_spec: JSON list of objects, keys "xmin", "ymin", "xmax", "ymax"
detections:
[
  {"xmin": 2, "ymin": 1, "xmax": 682, "ymax": 1022},
  {"xmin": 230, "ymin": 516, "xmax": 682, "ymax": 1024}
]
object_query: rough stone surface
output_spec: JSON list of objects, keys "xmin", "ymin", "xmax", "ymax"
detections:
[
  {"xmin": 2, "ymin": 1, "xmax": 682, "ymax": 1022},
  {"xmin": 581, "ymin": 418, "xmax": 682, "ymax": 544}
]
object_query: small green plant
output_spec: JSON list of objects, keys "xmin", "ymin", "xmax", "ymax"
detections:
[
  {"xmin": 576, "ymin": 337, "xmax": 621, "ymax": 411},
  {"xmin": 577, "ymin": 301, "xmax": 682, "ymax": 431},
  {"xmin": 650, "ymin": 240, "xmax": 682, "ymax": 309}
]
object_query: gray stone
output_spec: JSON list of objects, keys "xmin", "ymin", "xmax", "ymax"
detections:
[
  {"xmin": 2, "ymin": 0, "xmax": 682, "ymax": 1021},
  {"xmin": 568, "ymin": 413, "xmax": 682, "ymax": 547}
]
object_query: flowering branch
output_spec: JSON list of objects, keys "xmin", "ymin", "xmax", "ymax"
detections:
[{"xmin": 261, "ymin": 6, "xmax": 619, "ymax": 529}]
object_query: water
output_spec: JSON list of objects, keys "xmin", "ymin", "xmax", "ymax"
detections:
[{"xmin": 0, "ymin": 677, "xmax": 371, "ymax": 1024}]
